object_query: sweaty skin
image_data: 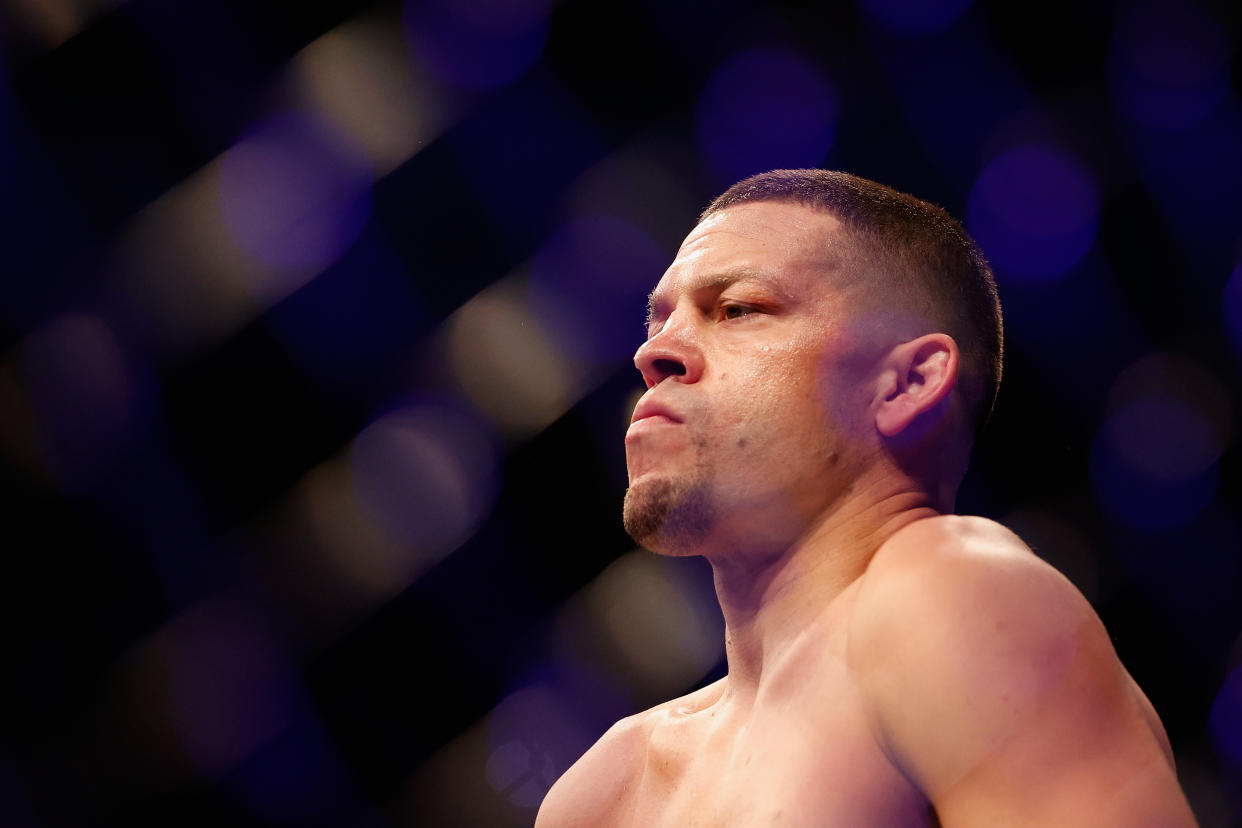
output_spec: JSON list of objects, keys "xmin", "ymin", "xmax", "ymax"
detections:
[{"xmin": 536, "ymin": 203, "xmax": 1196, "ymax": 827}]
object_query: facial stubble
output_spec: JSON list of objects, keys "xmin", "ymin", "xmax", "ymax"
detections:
[{"xmin": 622, "ymin": 442, "xmax": 717, "ymax": 554}]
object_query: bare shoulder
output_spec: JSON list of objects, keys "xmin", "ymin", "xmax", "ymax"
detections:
[
  {"xmin": 846, "ymin": 514, "xmax": 1194, "ymax": 825},
  {"xmin": 535, "ymin": 679, "xmax": 726, "ymax": 828}
]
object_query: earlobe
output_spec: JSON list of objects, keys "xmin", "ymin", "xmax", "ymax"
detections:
[{"xmin": 874, "ymin": 334, "xmax": 959, "ymax": 438}]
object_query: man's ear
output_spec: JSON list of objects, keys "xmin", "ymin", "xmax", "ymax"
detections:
[{"xmin": 874, "ymin": 334, "xmax": 960, "ymax": 438}]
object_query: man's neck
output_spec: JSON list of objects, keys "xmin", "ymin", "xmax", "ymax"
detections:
[{"xmin": 706, "ymin": 476, "xmax": 940, "ymax": 703}]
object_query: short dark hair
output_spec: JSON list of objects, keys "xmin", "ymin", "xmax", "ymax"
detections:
[{"xmin": 701, "ymin": 169, "xmax": 1003, "ymax": 433}]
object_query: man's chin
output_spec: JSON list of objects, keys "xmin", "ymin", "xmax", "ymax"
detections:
[{"xmin": 622, "ymin": 475, "xmax": 713, "ymax": 556}]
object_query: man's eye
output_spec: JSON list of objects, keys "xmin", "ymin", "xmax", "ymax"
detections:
[{"xmin": 720, "ymin": 304, "xmax": 754, "ymax": 320}]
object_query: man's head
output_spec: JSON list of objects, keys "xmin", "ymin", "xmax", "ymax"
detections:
[{"xmin": 622, "ymin": 170, "xmax": 1002, "ymax": 556}]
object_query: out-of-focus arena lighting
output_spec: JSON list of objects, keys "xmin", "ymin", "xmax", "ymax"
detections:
[
  {"xmin": 258, "ymin": 398, "xmax": 498, "ymax": 637},
  {"xmin": 105, "ymin": 595, "xmax": 306, "ymax": 784},
  {"xmin": 857, "ymin": 0, "xmax": 975, "ymax": 36},
  {"xmin": 696, "ymin": 47, "xmax": 837, "ymax": 186},
  {"xmin": 1224, "ymin": 262, "xmax": 1242, "ymax": 361},
  {"xmin": 218, "ymin": 110, "xmax": 372, "ymax": 271},
  {"xmin": 551, "ymin": 551, "xmax": 724, "ymax": 703},
  {"xmin": 528, "ymin": 214, "xmax": 669, "ymax": 369},
  {"xmin": 117, "ymin": 9, "xmax": 450, "ymax": 356},
  {"xmin": 1109, "ymin": 0, "xmax": 1231, "ymax": 132},
  {"xmin": 288, "ymin": 12, "xmax": 451, "ymax": 178},
  {"xmin": 446, "ymin": 275, "xmax": 584, "ymax": 438},
  {"xmin": 18, "ymin": 313, "xmax": 142, "ymax": 492},
  {"xmin": 965, "ymin": 143, "xmax": 1099, "ymax": 282},
  {"xmin": 0, "ymin": 0, "xmax": 125, "ymax": 49},
  {"xmin": 349, "ymin": 399, "xmax": 499, "ymax": 563},
  {"xmin": 403, "ymin": 0, "xmax": 550, "ymax": 91},
  {"xmin": 1210, "ymin": 661, "xmax": 1242, "ymax": 774},
  {"xmin": 1001, "ymin": 509, "xmax": 1100, "ymax": 602},
  {"xmin": 117, "ymin": 157, "xmax": 310, "ymax": 352},
  {"xmin": 403, "ymin": 665, "xmax": 629, "ymax": 825},
  {"xmin": 1090, "ymin": 353, "xmax": 1232, "ymax": 530}
]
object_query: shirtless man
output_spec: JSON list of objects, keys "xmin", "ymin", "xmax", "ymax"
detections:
[{"xmin": 534, "ymin": 169, "xmax": 1196, "ymax": 826}]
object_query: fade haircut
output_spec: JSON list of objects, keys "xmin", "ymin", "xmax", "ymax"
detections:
[{"xmin": 700, "ymin": 169, "xmax": 1003, "ymax": 434}]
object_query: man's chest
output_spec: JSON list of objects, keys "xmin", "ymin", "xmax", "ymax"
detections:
[{"xmin": 623, "ymin": 672, "xmax": 933, "ymax": 827}]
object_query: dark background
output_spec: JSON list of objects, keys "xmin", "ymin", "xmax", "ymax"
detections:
[{"xmin": 1, "ymin": 0, "xmax": 1241, "ymax": 825}]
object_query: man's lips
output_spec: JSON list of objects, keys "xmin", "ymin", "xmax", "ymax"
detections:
[{"xmin": 630, "ymin": 397, "xmax": 682, "ymax": 425}]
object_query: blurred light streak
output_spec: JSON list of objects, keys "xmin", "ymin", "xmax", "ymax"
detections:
[
  {"xmin": 114, "ymin": 8, "xmax": 454, "ymax": 357},
  {"xmin": 0, "ymin": 0, "xmax": 125, "ymax": 50},
  {"xmin": 528, "ymin": 214, "xmax": 668, "ymax": 368},
  {"xmin": 696, "ymin": 47, "xmax": 837, "ymax": 186},
  {"xmin": 288, "ymin": 11, "xmax": 452, "ymax": 177},
  {"xmin": 256, "ymin": 398, "xmax": 498, "ymax": 642},
  {"xmin": 445, "ymin": 274, "xmax": 584, "ymax": 438},
  {"xmin": 350, "ymin": 399, "xmax": 499, "ymax": 563},
  {"xmin": 1001, "ymin": 509, "xmax": 1100, "ymax": 602},
  {"xmin": 115, "ymin": 153, "xmax": 322, "ymax": 353},
  {"xmin": 565, "ymin": 138, "xmax": 700, "ymax": 253},
  {"xmin": 218, "ymin": 110, "xmax": 373, "ymax": 271},
  {"xmin": 102, "ymin": 594, "xmax": 308, "ymax": 787},
  {"xmin": 402, "ymin": 665, "xmax": 627, "ymax": 826},
  {"xmin": 551, "ymin": 551, "xmax": 723, "ymax": 703},
  {"xmin": 18, "ymin": 312, "xmax": 141, "ymax": 492},
  {"xmin": 0, "ymin": 353, "xmax": 51, "ymax": 488},
  {"xmin": 401, "ymin": 709, "xmax": 551, "ymax": 827},
  {"xmin": 857, "ymin": 0, "xmax": 975, "ymax": 36},
  {"xmin": 965, "ymin": 143, "xmax": 1099, "ymax": 282},
  {"xmin": 403, "ymin": 0, "xmax": 550, "ymax": 91}
]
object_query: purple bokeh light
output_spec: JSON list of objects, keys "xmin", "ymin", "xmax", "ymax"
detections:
[
  {"xmin": 219, "ymin": 110, "xmax": 372, "ymax": 272},
  {"xmin": 528, "ymin": 214, "xmax": 669, "ymax": 368},
  {"xmin": 1110, "ymin": 1, "xmax": 1231, "ymax": 132},
  {"xmin": 858, "ymin": 0, "xmax": 975, "ymax": 36},
  {"xmin": 696, "ymin": 48, "xmax": 837, "ymax": 186},
  {"xmin": 404, "ymin": 0, "xmax": 549, "ymax": 91},
  {"xmin": 350, "ymin": 398, "xmax": 500, "ymax": 561},
  {"xmin": 966, "ymin": 144, "xmax": 1099, "ymax": 282}
]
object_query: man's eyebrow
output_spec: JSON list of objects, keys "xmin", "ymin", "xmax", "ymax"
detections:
[{"xmin": 645, "ymin": 268, "xmax": 780, "ymax": 327}]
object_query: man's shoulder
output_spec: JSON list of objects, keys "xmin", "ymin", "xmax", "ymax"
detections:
[
  {"xmin": 848, "ymin": 513, "xmax": 1093, "ymax": 678},
  {"xmin": 851, "ymin": 513, "xmax": 1072, "ymax": 627},
  {"xmin": 843, "ymin": 514, "xmax": 1190, "ymax": 821}
]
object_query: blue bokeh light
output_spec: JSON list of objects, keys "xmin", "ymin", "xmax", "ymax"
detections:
[
  {"xmin": 528, "ymin": 214, "xmax": 669, "ymax": 368},
  {"xmin": 404, "ymin": 0, "xmax": 549, "ymax": 91},
  {"xmin": 857, "ymin": 0, "xmax": 975, "ymax": 36},
  {"xmin": 966, "ymin": 144, "xmax": 1099, "ymax": 282},
  {"xmin": 696, "ymin": 48, "xmax": 836, "ymax": 186},
  {"xmin": 1110, "ymin": 0, "xmax": 1231, "ymax": 133},
  {"xmin": 219, "ymin": 110, "xmax": 372, "ymax": 273}
]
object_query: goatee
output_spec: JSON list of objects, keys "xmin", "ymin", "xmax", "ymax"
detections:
[{"xmin": 622, "ymin": 476, "xmax": 714, "ymax": 553}]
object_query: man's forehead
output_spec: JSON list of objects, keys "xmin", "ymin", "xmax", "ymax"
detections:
[{"xmin": 652, "ymin": 202, "xmax": 848, "ymax": 297}]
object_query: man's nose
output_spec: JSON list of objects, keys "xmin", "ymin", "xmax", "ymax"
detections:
[{"xmin": 633, "ymin": 313, "xmax": 705, "ymax": 389}]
